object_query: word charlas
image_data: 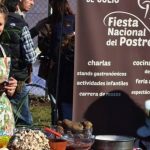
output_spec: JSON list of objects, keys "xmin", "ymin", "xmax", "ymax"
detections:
[{"xmin": 88, "ymin": 60, "xmax": 111, "ymax": 66}]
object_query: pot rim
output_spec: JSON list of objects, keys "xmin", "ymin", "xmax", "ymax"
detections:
[{"xmin": 95, "ymin": 135, "xmax": 135, "ymax": 142}]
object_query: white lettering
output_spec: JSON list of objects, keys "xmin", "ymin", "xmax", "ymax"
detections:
[
  {"xmin": 97, "ymin": 0, "xmax": 119, "ymax": 3},
  {"xmin": 88, "ymin": 60, "xmax": 111, "ymax": 66},
  {"xmin": 108, "ymin": 17, "xmax": 138, "ymax": 27}
]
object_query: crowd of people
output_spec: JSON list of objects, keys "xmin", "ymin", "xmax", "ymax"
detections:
[
  {"xmin": 2, "ymin": 0, "xmax": 36, "ymax": 126},
  {"xmin": 0, "ymin": 0, "xmax": 75, "ymax": 132},
  {"xmin": 31, "ymin": 0, "xmax": 75, "ymax": 123}
]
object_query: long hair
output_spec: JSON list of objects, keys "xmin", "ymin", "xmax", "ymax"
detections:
[
  {"xmin": 51, "ymin": 0, "xmax": 74, "ymax": 22},
  {"xmin": 0, "ymin": 3, "xmax": 8, "ymax": 20},
  {"xmin": 0, "ymin": 0, "xmax": 5, "ymax": 4},
  {"xmin": 4, "ymin": 0, "xmax": 19, "ymax": 12}
]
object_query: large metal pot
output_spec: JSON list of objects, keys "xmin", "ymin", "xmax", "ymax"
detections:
[{"xmin": 93, "ymin": 135, "xmax": 135, "ymax": 150}]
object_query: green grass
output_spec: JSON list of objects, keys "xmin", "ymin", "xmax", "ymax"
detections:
[{"xmin": 30, "ymin": 103, "xmax": 51, "ymax": 127}]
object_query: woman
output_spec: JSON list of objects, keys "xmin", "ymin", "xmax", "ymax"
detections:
[
  {"xmin": 48, "ymin": 0, "xmax": 75, "ymax": 121},
  {"xmin": 0, "ymin": 3, "xmax": 17, "ymax": 136},
  {"xmin": 30, "ymin": 0, "xmax": 75, "ymax": 122},
  {"xmin": 0, "ymin": 3, "xmax": 17, "ymax": 97}
]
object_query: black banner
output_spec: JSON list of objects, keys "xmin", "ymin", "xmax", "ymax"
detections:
[{"xmin": 73, "ymin": 0, "xmax": 150, "ymax": 136}]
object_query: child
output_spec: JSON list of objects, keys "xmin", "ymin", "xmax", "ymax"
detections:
[
  {"xmin": 0, "ymin": 3, "xmax": 17, "ymax": 136},
  {"xmin": 0, "ymin": 3, "xmax": 17, "ymax": 97}
]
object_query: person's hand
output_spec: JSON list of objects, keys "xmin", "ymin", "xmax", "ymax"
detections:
[{"xmin": 4, "ymin": 77, "xmax": 17, "ymax": 97}]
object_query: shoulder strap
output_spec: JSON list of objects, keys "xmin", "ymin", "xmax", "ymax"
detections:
[{"xmin": 0, "ymin": 44, "xmax": 6, "ymax": 57}]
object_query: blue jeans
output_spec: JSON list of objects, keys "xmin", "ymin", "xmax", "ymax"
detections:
[
  {"xmin": 59, "ymin": 103, "xmax": 72, "ymax": 120},
  {"xmin": 10, "ymin": 84, "xmax": 32, "ymax": 125}
]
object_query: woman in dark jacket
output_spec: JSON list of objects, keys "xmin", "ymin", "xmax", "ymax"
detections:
[
  {"xmin": 48, "ymin": 0, "xmax": 75, "ymax": 121},
  {"xmin": 31, "ymin": 0, "xmax": 75, "ymax": 122}
]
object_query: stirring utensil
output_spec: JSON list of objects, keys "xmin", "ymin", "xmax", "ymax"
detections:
[
  {"xmin": 44, "ymin": 127, "xmax": 62, "ymax": 138},
  {"xmin": 44, "ymin": 127, "xmax": 74, "ymax": 142}
]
